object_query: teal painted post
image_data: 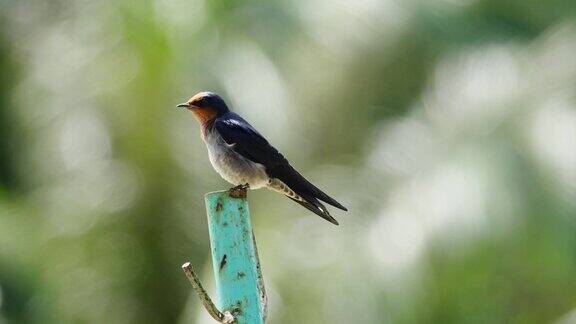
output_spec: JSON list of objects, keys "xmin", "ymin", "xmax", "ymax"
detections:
[{"xmin": 205, "ymin": 190, "xmax": 266, "ymax": 324}]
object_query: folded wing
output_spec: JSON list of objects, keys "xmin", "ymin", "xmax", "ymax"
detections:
[{"xmin": 213, "ymin": 113, "xmax": 347, "ymax": 224}]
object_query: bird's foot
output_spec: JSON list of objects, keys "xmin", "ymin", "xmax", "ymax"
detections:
[{"xmin": 228, "ymin": 183, "xmax": 249, "ymax": 198}]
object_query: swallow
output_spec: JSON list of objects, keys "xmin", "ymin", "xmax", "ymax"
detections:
[{"xmin": 177, "ymin": 91, "xmax": 347, "ymax": 225}]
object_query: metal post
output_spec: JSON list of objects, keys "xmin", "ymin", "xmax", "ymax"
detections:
[{"xmin": 204, "ymin": 189, "xmax": 266, "ymax": 324}]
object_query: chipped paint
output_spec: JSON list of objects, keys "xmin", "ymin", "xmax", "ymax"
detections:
[{"xmin": 219, "ymin": 254, "xmax": 228, "ymax": 272}]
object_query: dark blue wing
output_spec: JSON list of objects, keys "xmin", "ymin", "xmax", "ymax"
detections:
[
  {"xmin": 213, "ymin": 113, "xmax": 348, "ymax": 213},
  {"xmin": 212, "ymin": 113, "xmax": 288, "ymax": 167}
]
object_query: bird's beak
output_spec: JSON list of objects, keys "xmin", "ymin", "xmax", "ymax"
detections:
[{"xmin": 177, "ymin": 102, "xmax": 190, "ymax": 109}]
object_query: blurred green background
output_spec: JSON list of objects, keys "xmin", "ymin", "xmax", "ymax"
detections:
[{"xmin": 1, "ymin": 0, "xmax": 576, "ymax": 323}]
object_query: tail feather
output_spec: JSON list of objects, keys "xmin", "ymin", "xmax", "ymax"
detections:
[
  {"xmin": 309, "ymin": 188, "xmax": 348, "ymax": 211},
  {"xmin": 287, "ymin": 196, "xmax": 339, "ymax": 225},
  {"xmin": 269, "ymin": 165, "xmax": 348, "ymax": 211}
]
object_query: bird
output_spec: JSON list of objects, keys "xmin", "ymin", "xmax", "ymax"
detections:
[{"xmin": 177, "ymin": 91, "xmax": 347, "ymax": 225}]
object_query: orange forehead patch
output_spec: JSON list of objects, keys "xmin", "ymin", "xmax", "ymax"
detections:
[{"xmin": 188, "ymin": 92, "xmax": 207, "ymax": 105}]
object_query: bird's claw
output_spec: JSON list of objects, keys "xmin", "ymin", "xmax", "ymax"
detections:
[{"xmin": 229, "ymin": 183, "xmax": 249, "ymax": 198}]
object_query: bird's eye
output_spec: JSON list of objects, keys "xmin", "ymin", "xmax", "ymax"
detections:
[{"xmin": 194, "ymin": 98, "xmax": 205, "ymax": 107}]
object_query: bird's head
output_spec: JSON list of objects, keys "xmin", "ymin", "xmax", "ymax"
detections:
[{"xmin": 177, "ymin": 91, "xmax": 229, "ymax": 124}]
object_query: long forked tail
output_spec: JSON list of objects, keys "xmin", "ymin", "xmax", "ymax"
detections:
[
  {"xmin": 267, "ymin": 178, "xmax": 340, "ymax": 225},
  {"xmin": 287, "ymin": 196, "xmax": 339, "ymax": 225},
  {"xmin": 269, "ymin": 165, "xmax": 348, "ymax": 211}
]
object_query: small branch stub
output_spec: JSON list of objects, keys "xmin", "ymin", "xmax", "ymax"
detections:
[{"xmin": 182, "ymin": 262, "xmax": 235, "ymax": 323}]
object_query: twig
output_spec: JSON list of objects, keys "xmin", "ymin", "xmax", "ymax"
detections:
[{"xmin": 182, "ymin": 262, "xmax": 235, "ymax": 323}]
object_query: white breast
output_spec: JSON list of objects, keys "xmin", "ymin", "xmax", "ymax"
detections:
[{"xmin": 204, "ymin": 129, "xmax": 270, "ymax": 189}]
